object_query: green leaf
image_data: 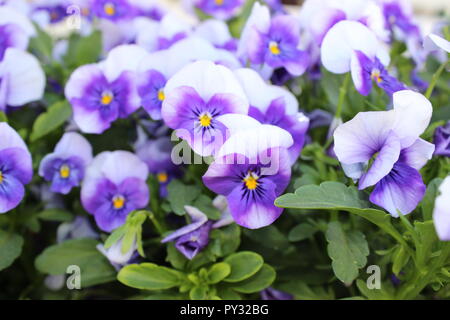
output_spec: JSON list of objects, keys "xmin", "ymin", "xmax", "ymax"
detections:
[
  {"xmin": 243, "ymin": 225, "xmax": 291, "ymax": 251},
  {"xmin": 392, "ymin": 245, "xmax": 410, "ymax": 276},
  {"xmin": 190, "ymin": 286, "xmax": 208, "ymax": 300},
  {"xmin": 30, "ymin": 101, "xmax": 72, "ymax": 142},
  {"xmin": 166, "ymin": 180, "xmax": 201, "ymax": 215},
  {"xmin": 275, "ymin": 182, "xmax": 402, "ymax": 244},
  {"xmin": 0, "ymin": 230, "xmax": 24, "ymax": 271},
  {"xmin": 421, "ymin": 178, "xmax": 443, "ymax": 221},
  {"xmin": 224, "ymin": 251, "xmax": 263, "ymax": 283},
  {"xmin": 207, "ymin": 262, "xmax": 231, "ymax": 284},
  {"xmin": 326, "ymin": 221, "xmax": 369, "ymax": 284},
  {"xmin": 117, "ymin": 263, "xmax": 184, "ymax": 290},
  {"xmin": 278, "ymin": 282, "xmax": 334, "ymax": 300},
  {"xmin": 415, "ymin": 220, "xmax": 439, "ymax": 267},
  {"xmin": 64, "ymin": 31, "xmax": 102, "ymax": 67},
  {"xmin": 37, "ymin": 209, "xmax": 73, "ymax": 222},
  {"xmin": 35, "ymin": 238, "xmax": 115, "ymax": 287},
  {"xmin": 230, "ymin": 264, "xmax": 276, "ymax": 293},
  {"xmin": 288, "ymin": 223, "xmax": 317, "ymax": 242}
]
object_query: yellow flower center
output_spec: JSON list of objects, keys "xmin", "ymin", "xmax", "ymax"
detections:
[
  {"xmin": 59, "ymin": 164, "xmax": 70, "ymax": 179},
  {"xmin": 101, "ymin": 92, "xmax": 114, "ymax": 105},
  {"xmin": 371, "ymin": 69, "xmax": 383, "ymax": 83},
  {"xmin": 157, "ymin": 89, "xmax": 165, "ymax": 102},
  {"xmin": 243, "ymin": 172, "xmax": 259, "ymax": 190},
  {"xmin": 104, "ymin": 3, "xmax": 116, "ymax": 16},
  {"xmin": 269, "ymin": 41, "xmax": 281, "ymax": 55},
  {"xmin": 157, "ymin": 172, "xmax": 168, "ymax": 183},
  {"xmin": 214, "ymin": 0, "xmax": 224, "ymax": 5},
  {"xmin": 0, "ymin": 171, "xmax": 3, "ymax": 184},
  {"xmin": 199, "ymin": 112, "xmax": 212, "ymax": 127},
  {"xmin": 112, "ymin": 195, "xmax": 125, "ymax": 210}
]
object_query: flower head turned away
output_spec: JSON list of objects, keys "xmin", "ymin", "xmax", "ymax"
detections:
[
  {"xmin": 434, "ymin": 122, "xmax": 450, "ymax": 157},
  {"xmin": 194, "ymin": 0, "xmax": 245, "ymax": 21},
  {"xmin": 321, "ymin": 20, "xmax": 405, "ymax": 97},
  {"xmin": 57, "ymin": 216, "xmax": 98, "ymax": 243},
  {"xmin": 425, "ymin": 33, "xmax": 450, "ymax": 54},
  {"xmin": 333, "ymin": 90, "xmax": 434, "ymax": 217},
  {"xmin": 65, "ymin": 45, "xmax": 145, "ymax": 134},
  {"xmin": 39, "ymin": 132, "xmax": 93, "ymax": 195},
  {"xmin": 81, "ymin": 151, "xmax": 149, "ymax": 232},
  {"xmin": 0, "ymin": 48, "xmax": 45, "ymax": 111},
  {"xmin": 433, "ymin": 176, "xmax": 450, "ymax": 241},
  {"xmin": 161, "ymin": 60, "xmax": 249, "ymax": 157},
  {"xmin": 0, "ymin": 123, "xmax": 33, "ymax": 213},
  {"xmin": 239, "ymin": 2, "xmax": 309, "ymax": 78},
  {"xmin": 203, "ymin": 125, "xmax": 293, "ymax": 229}
]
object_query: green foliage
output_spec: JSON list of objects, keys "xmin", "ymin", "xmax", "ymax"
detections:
[
  {"xmin": 166, "ymin": 180, "xmax": 202, "ymax": 215},
  {"xmin": 35, "ymin": 238, "xmax": 116, "ymax": 287}
]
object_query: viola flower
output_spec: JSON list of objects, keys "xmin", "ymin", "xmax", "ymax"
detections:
[
  {"xmin": 0, "ymin": 48, "xmax": 45, "ymax": 111},
  {"xmin": 32, "ymin": 2, "xmax": 68, "ymax": 24},
  {"xmin": 39, "ymin": 132, "xmax": 93, "ymax": 195},
  {"xmin": 129, "ymin": 0, "xmax": 165, "ymax": 20},
  {"xmin": 57, "ymin": 216, "xmax": 99, "ymax": 243},
  {"xmin": 161, "ymin": 60, "xmax": 249, "ymax": 157},
  {"xmin": 162, "ymin": 205, "xmax": 212, "ymax": 259},
  {"xmin": 433, "ymin": 122, "xmax": 450, "ymax": 157},
  {"xmin": 321, "ymin": 20, "xmax": 404, "ymax": 97},
  {"xmin": 0, "ymin": 123, "xmax": 32, "ymax": 213},
  {"xmin": 333, "ymin": 90, "xmax": 434, "ymax": 216},
  {"xmin": 0, "ymin": 6, "xmax": 36, "ymax": 60},
  {"xmin": 239, "ymin": 2, "xmax": 309, "ymax": 78},
  {"xmin": 194, "ymin": 19, "xmax": 237, "ymax": 52},
  {"xmin": 425, "ymin": 33, "xmax": 450, "ymax": 54},
  {"xmin": 234, "ymin": 68, "xmax": 309, "ymax": 164},
  {"xmin": 65, "ymin": 45, "xmax": 145, "ymax": 134},
  {"xmin": 194, "ymin": 0, "xmax": 244, "ymax": 21},
  {"xmin": 134, "ymin": 14, "xmax": 191, "ymax": 52},
  {"xmin": 135, "ymin": 136, "xmax": 182, "ymax": 197},
  {"xmin": 92, "ymin": 0, "xmax": 134, "ymax": 21},
  {"xmin": 203, "ymin": 125, "xmax": 293, "ymax": 229},
  {"xmin": 350, "ymin": 50, "xmax": 406, "ymax": 96},
  {"xmin": 433, "ymin": 176, "xmax": 450, "ymax": 241},
  {"xmin": 81, "ymin": 151, "xmax": 149, "ymax": 232}
]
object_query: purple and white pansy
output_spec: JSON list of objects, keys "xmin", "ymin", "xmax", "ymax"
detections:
[
  {"xmin": 433, "ymin": 176, "xmax": 450, "ymax": 241},
  {"xmin": 321, "ymin": 20, "xmax": 405, "ymax": 97},
  {"xmin": 334, "ymin": 90, "xmax": 434, "ymax": 216},
  {"xmin": 193, "ymin": 0, "xmax": 245, "ymax": 21},
  {"xmin": 39, "ymin": 132, "xmax": 93, "ymax": 194},
  {"xmin": 0, "ymin": 123, "xmax": 33, "ymax": 213},
  {"xmin": 0, "ymin": 6, "xmax": 36, "ymax": 60},
  {"xmin": 81, "ymin": 150, "xmax": 149, "ymax": 232},
  {"xmin": 203, "ymin": 124, "xmax": 293, "ymax": 229},
  {"xmin": 161, "ymin": 60, "xmax": 249, "ymax": 157},
  {"xmin": 65, "ymin": 45, "xmax": 145, "ymax": 134}
]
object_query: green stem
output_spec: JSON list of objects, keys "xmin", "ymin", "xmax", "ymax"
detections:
[
  {"xmin": 335, "ymin": 73, "xmax": 350, "ymax": 119},
  {"xmin": 425, "ymin": 59, "xmax": 449, "ymax": 99},
  {"xmin": 147, "ymin": 211, "xmax": 166, "ymax": 235}
]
